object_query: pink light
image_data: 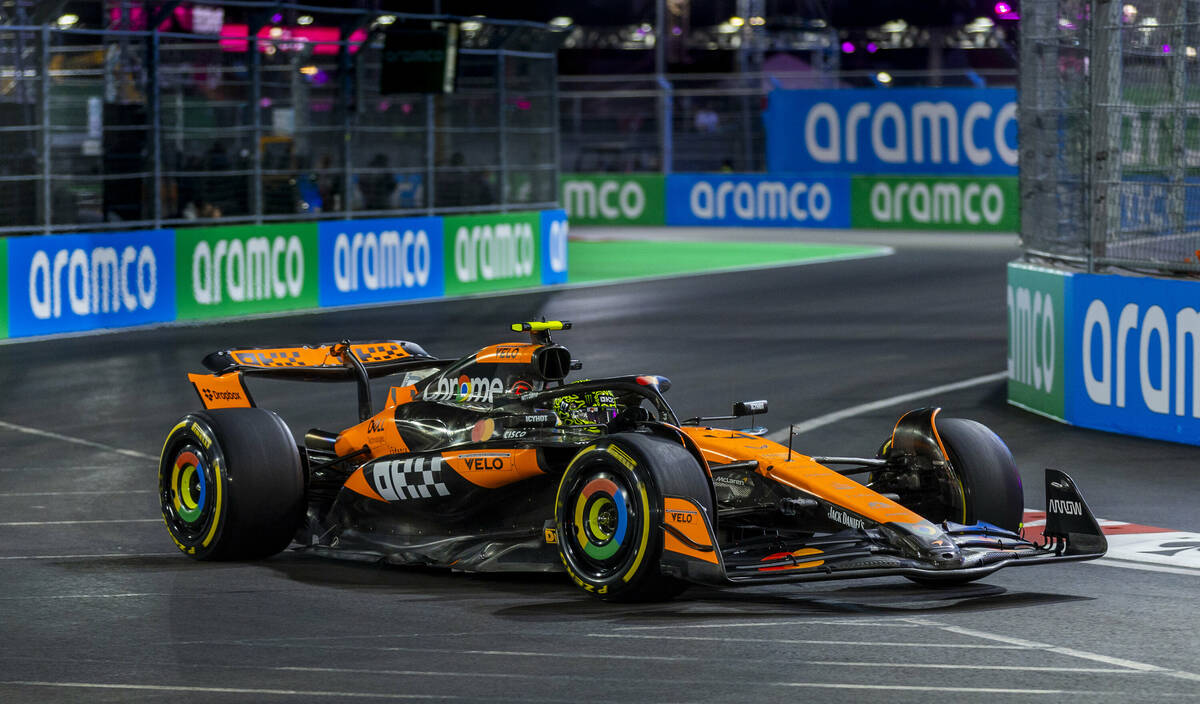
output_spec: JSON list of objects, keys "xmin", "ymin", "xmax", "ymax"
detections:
[
  {"xmin": 841, "ymin": 41, "xmax": 855, "ymax": 53},
  {"xmin": 866, "ymin": 42, "xmax": 879, "ymax": 53},
  {"xmin": 994, "ymin": 2, "xmax": 1012, "ymax": 14},
  {"xmin": 219, "ymin": 24, "xmax": 368, "ymax": 54},
  {"xmin": 1163, "ymin": 44, "xmax": 1172, "ymax": 53}
]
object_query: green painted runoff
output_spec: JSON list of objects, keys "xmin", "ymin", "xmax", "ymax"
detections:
[{"xmin": 567, "ymin": 239, "xmax": 885, "ymax": 283}]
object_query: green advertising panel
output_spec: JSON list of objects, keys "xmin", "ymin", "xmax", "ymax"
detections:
[
  {"xmin": 175, "ymin": 223, "xmax": 319, "ymax": 320},
  {"xmin": 851, "ymin": 175, "xmax": 1018, "ymax": 231},
  {"xmin": 444, "ymin": 212, "xmax": 542, "ymax": 295},
  {"xmin": 1007, "ymin": 262, "xmax": 1068, "ymax": 421},
  {"xmin": 0, "ymin": 237, "xmax": 8, "ymax": 338},
  {"xmin": 560, "ymin": 173, "xmax": 665, "ymax": 226}
]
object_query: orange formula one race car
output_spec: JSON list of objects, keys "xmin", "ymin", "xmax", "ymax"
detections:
[{"xmin": 160, "ymin": 321, "xmax": 1106, "ymax": 601}]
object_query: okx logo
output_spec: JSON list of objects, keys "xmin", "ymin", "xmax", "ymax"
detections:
[
  {"xmin": 176, "ymin": 224, "xmax": 318, "ymax": 319},
  {"xmin": 7, "ymin": 231, "xmax": 175, "ymax": 337}
]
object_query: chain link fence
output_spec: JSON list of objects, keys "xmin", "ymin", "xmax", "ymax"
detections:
[
  {"xmin": 559, "ymin": 68, "xmax": 1018, "ymax": 175},
  {"xmin": 1021, "ymin": 0, "xmax": 1200, "ymax": 273},
  {"xmin": 0, "ymin": 12, "xmax": 562, "ymax": 235}
]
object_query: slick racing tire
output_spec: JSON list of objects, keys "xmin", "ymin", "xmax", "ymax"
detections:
[
  {"xmin": 937, "ymin": 418, "xmax": 1024, "ymax": 532},
  {"xmin": 908, "ymin": 418, "xmax": 1024, "ymax": 587},
  {"xmin": 555, "ymin": 433, "xmax": 710, "ymax": 602},
  {"xmin": 159, "ymin": 409, "xmax": 304, "ymax": 560}
]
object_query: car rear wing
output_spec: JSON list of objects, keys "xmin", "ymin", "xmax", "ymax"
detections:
[
  {"xmin": 201, "ymin": 340, "xmax": 444, "ymax": 382},
  {"xmin": 194, "ymin": 340, "xmax": 449, "ymax": 421}
]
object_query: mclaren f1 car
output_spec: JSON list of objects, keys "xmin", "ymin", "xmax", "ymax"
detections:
[{"xmin": 159, "ymin": 321, "xmax": 1107, "ymax": 601}]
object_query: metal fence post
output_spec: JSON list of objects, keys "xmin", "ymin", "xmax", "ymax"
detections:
[
  {"xmin": 340, "ymin": 25, "xmax": 354, "ymax": 218},
  {"xmin": 40, "ymin": 25, "xmax": 51, "ymax": 233},
  {"xmin": 250, "ymin": 18, "xmax": 263, "ymax": 223},
  {"xmin": 1169, "ymin": 2, "xmax": 1187, "ymax": 245},
  {"xmin": 1088, "ymin": 0, "xmax": 1122, "ymax": 273},
  {"xmin": 550, "ymin": 51, "xmax": 561, "ymax": 208},
  {"xmin": 498, "ymin": 51, "xmax": 508, "ymax": 211},
  {"xmin": 426, "ymin": 95, "xmax": 436, "ymax": 214},
  {"xmin": 150, "ymin": 28, "xmax": 162, "ymax": 228},
  {"xmin": 657, "ymin": 76, "xmax": 672, "ymax": 174}
]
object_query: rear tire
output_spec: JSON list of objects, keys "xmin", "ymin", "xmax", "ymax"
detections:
[
  {"xmin": 555, "ymin": 433, "xmax": 709, "ymax": 602},
  {"xmin": 159, "ymin": 409, "xmax": 304, "ymax": 560}
]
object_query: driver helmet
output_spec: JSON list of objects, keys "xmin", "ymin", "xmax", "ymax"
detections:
[{"xmin": 552, "ymin": 383, "xmax": 619, "ymax": 431}]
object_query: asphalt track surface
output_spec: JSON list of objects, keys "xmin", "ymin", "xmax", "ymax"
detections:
[{"xmin": 3, "ymin": 227, "xmax": 1200, "ymax": 703}]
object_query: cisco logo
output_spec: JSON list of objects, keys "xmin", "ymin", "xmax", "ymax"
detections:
[
  {"xmin": 28, "ymin": 245, "xmax": 157, "ymax": 320},
  {"xmin": 333, "ymin": 229, "xmax": 431, "ymax": 292},
  {"xmin": 688, "ymin": 179, "xmax": 833, "ymax": 222},
  {"xmin": 192, "ymin": 236, "xmax": 304, "ymax": 304}
]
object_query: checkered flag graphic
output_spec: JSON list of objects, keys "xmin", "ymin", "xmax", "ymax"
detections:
[{"xmin": 372, "ymin": 457, "xmax": 451, "ymax": 502}]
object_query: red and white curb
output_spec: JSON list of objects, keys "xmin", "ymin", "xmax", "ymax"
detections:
[{"xmin": 1023, "ymin": 510, "xmax": 1200, "ymax": 575}]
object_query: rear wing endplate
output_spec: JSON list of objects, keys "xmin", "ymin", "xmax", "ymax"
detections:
[{"xmin": 201, "ymin": 340, "xmax": 442, "ymax": 381}]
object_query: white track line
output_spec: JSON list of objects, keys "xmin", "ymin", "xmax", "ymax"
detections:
[
  {"xmin": 924, "ymin": 622, "xmax": 1200, "ymax": 683},
  {"xmin": 613, "ymin": 620, "xmax": 922, "ymax": 631},
  {"xmin": 0, "ymin": 552, "xmax": 174, "ymax": 561},
  {"xmin": 0, "ymin": 518, "xmax": 159, "ymax": 526},
  {"xmin": 0, "ymin": 682, "xmax": 449, "ymax": 700},
  {"xmin": 278, "ymin": 666, "xmax": 1109, "ymax": 696},
  {"xmin": 0, "ymin": 420, "xmax": 155, "ymax": 461},
  {"xmin": 587, "ymin": 633, "xmax": 1028, "ymax": 649},
  {"xmin": 0, "ymin": 490, "xmax": 155, "ymax": 497},
  {"xmin": 800, "ymin": 660, "xmax": 1138, "ymax": 674},
  {"xmin": 766, "ymin": 371, "xmax": 1007, "ymax": 441},
  {"xmin": 1091, "ymin": 558, "xmax": 1200, "ymax": 576},
  {"xmin": 0, "ymin": 678, "xmax": 1108, "ymax": 699},
  {"xmin": 771, "ymin": 682, "xmax": 1104, "ymax": 695}
]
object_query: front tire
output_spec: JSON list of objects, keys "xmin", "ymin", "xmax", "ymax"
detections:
[
  {"xmin": 159, "ymin": 409, "xmax": 304, "ymax": 560},
  {"xmin": 555, "ymin": 433, "xmax": 706, "ymax": 602},
  {"xmin": 937, "ymin": 418, "xmax": 1023, "ymax": 532},
  {"xmin": 906, "ymin": 417, "xmax": 1023, "ymax": 587}
]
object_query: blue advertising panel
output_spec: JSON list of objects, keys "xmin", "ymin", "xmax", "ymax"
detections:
[
  {"xmin": 7, "ymin": 230, "xmax": 175, "ymax": 337},
  {"xmin": 317, "ymin": 217, "xmax": 444, "ymax": 307},
  {"xmin": 1118, "ymin": 174, "xmax": 1200, "ymax": 236},
  {"xmin": 665, "ymin": 173, "xmax": 851, "ymax": 228},
  {"xmin": 539, "ymin": 209, "xmax": 569, "ymax": 285},
  {"xmin": 1068, "ymin": 272, "xmax": 1200, "ymax": 445},
  {"xmin": 763, "ymin": 88, "xmax": 1018, "ymax": 176}
]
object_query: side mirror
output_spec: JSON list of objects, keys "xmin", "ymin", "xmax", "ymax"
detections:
[{"xmin": 733, "ymin": 400, "xmax": 768, "ymax": 417}]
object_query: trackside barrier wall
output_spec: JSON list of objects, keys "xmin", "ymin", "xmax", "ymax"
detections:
[
  {"xmin": 560, "ymin": 88, "xmax": 1020, "ymax": 230},
  {"xmin": 1008, "ymin": 261, "xmax": 1200, "ymax": 446},
  {"xmin": 560, "ymin": 171, "xmax": 1018, "ymax": 232},
  {"xmin": 0, "ymin": 209, "xmax": 566, "ymax": 339}
]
